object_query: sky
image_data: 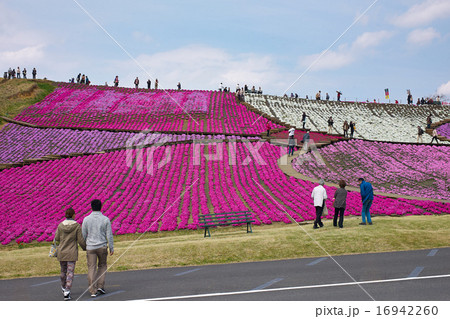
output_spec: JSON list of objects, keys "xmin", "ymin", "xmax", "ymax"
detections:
[{"xmin": 1, "ymin": 0, "xmax": 450, "ymax": 103}]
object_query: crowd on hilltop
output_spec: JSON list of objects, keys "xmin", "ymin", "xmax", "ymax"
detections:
[
  {"xmin": 3, "ymin": 67, "xmax": 37, "ymax": 80},
  {"xmin": 69, "ymin": 73, "xmax": 91, "ymax": 85}
]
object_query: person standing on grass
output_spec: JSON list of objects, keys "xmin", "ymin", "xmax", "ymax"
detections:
[
  {"xmin": 55, "ymin": 208, "xmax": 86, "ymax": 301},
  {"xmin": 22, "ymin": 68, "xmax": 27, "ymax": 79},
  {"xmin": 134, "ymin": 77, "xmax": 139, "ymax": 89},
  {"xmin": 311, "ymin": 179, "xmax": 327, "ymax": 229},
  {"xmin": 417, "ymin": 126, "xmax": 424, "ymax": 143},
  {"xmin": 32, "ymin": 67, "xmax": 37, "ymax": 79},
  {"xmin": 82, "ymin": 199, "xmax": 114, "ymax": 298},
  {"xmin": 333, "ymin": 180, "xmax": 347, "ymax": 228},
  {"xmin": 357, "ymin": 178, "xmax": 374, "ymax": 225},
  {"xmin": 430, "ymin": 128, "xmax": 439, "ymax": 144}
]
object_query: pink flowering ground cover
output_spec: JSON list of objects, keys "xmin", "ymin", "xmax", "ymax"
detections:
[
  {"xmin": 272, "ymin": 130, "xmax": 342, "ymax": 144},
  {"xmin": 0, "ymin": 123, "xmax": 257, "ymax": 164},
  {"xmin": 436, "ymin": 123, "xmax": 450, "ymax": 139},
  {"xmin": 0, "ymin": 141, "xmax": 448, "ymax": 245},
  {"xmin": 14, "ymin": 84, "xmax": 283, "ymax": 135},
  {"xmin": 292, "ymin": 139, "xmax": 450, "ymax": 200}
]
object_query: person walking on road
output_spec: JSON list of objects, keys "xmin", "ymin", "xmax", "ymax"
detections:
[
  {"xmin": 333, "ymin": 180, "xmax": 347, "ymax": 228},
  {"xmin": 311, "ymin": 179, "xmax": 328, "ymax": 229},
  {"xmin": 54, "ymin": 208, "xmax": 86, "ymax": 301},
  {"xmin": 82, "ymin": 199, "xmax": 114, "ymax": 298},
  {"xmin": 357, "ymin": 178, "xmax": 374, "ymax": 225}
]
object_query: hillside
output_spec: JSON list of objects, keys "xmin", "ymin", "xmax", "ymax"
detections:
[{"xmin": 0, "ymin": 78, "xmax": 56, "ymax": 129}]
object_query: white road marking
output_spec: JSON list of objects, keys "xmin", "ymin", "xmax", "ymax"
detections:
[{"xmin": 138, "ymin": 273, "xmax": 450, "ymax": 301}]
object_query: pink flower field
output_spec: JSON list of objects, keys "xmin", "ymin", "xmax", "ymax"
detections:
[
  {"xmin": 0, "ymin": 141, "xmax": 448, "ymax": 245},
  {"xmin": 14, "ymin": 83, "xmax": 283, "ymax": 135},
  {"xmin": 293, "ymin": 139, "xmax": 450, "ymax": 200}
]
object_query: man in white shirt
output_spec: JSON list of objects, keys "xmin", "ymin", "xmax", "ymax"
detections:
[{"xmin": 311, "ymin": 179, "xmax": 327, "ymax": 229}]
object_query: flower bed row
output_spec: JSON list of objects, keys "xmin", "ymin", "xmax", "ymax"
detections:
[
  {"xmin": 292, "ymin": 139, "xmax": 450, "ymax": 200},
  {"xmin": 0, "ymin": 123, "xmax": 257, "ymax": 164},
  {"xmin": 272, "ymin": 130, "xmax": 342, "ymax": 144},
  {"xmin": 14, "ymin": 84, "xmax": 284, "ymax": 134},
  {"xmin": 0, "ymin": 141, "xmax": 448, "ymax": 245},
  {"xmin": 436, "ymin": 123, "xmax": 450, "ymax": 139},
  {"xmin": 246, "ymin": 93, "xmax": 450, "ymax": 143}
]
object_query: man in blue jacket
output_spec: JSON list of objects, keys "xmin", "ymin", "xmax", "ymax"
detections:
[{"xmin": 357, "ymin": 178, "xmax": 374, "ymax": 225}]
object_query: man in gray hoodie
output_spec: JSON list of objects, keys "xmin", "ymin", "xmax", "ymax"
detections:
[{"xmin": 82, "ymin": 199, "xmax": 114, "ymax": 297}]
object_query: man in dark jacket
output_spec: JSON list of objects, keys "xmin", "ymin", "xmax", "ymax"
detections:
[{"xmin": 357, "ymin": 178, "xmax": 374, "ymax": 225}]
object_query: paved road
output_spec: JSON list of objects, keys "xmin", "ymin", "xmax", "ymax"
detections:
[{"xmin": 1, "ymin": 248, "xmax": 449, "ymax": 301}]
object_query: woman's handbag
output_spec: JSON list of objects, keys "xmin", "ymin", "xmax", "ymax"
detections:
[{"xmin": 49, "ymin": 239, "xmax": 58, "ymax": 258}]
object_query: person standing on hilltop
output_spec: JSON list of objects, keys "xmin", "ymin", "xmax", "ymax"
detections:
[
  {"xmin": 316, "ymin": 91, "xmax": 321, "ymax": 100},
  {"xmin": 336, "ymin": 90, "xmax": 342, "ymax": 102},
  {"xmin": 134, "ymin": 77, "xmax": 139, "ymax": 89},
  {"xmin": 147, "ymin": 79, "xmax": 151, "ymax": 89},
  {"xmin": 155, "ymin": 78, "xmax": 159, "ymax": 89},
  {"xmin": 22, "ymin": 68, "xmax": 27, "ymax": 79},
  {"xmin": 177, "ymin": 82, "xmax": 181, "ymax": 90},
  {"xmin": 326, "ymin": 92, "xmax": 329, "ymax": 101},
  {"xmin": 114, "ymin": 76, "xmax": 119, "ymax": 87},
  {"xmin": 16, "ymin": 67, "xmax": 21, "ymax": 79},
  {"xmin": 32, "ymin": 68, "xmax": 37, "ymax": 79}
]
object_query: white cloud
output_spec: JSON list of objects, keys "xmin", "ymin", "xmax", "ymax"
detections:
[
  {"xmin": 109, "ymin": 45, "xmax": 288, "ymax": 93},
  {"xmin": 299, "ymin": 31, "xmax": 393, "ymax": 71},
  {"xmin": 0, "ymin": 3, "xmax": 47, "ymax": 67},
  {"xmin": 393, "ymin": 0, "xmax": 450, "ymax": 28},
  {"xmin": 407, "ymin": 27, "xmax": 440, "ymax": 45},
  {"xmin": 437, "ymin": 80, "xmax": 450, "ymax": 97}
]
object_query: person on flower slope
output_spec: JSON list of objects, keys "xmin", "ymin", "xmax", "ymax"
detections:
[{"xmin": 357, "ymin": 178, "xmax": 374, "ymax": 225}]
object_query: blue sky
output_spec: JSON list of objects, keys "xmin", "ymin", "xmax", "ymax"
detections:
[{"xmin": 1, "ymin": 0, "xmax": 450, "ymax": 102}]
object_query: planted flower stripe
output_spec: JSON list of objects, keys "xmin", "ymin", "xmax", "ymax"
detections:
[
  {"xmin": 0, "ymin": 141, "xmax": 448, "ymax": 245},
  {"xmin": 246, "ymin": 93, "xmax": 450, "ymax": 143},
  {"xmin": 436, "ymin": 123, "xmax": 450, "ymax": 139},
  {"xmin": 0, "ymin": 123, "xmax": 258, "ymax": 165},
  {"xmin": 292, "ymin": 139, "xmax": 450, "ymax": 200},
  {"xmin": 14, "ymin": 84, "xmax": 283, "ymax": 134}
]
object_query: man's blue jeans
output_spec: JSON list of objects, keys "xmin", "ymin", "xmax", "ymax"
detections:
[{"xmin": 361, "ymin": 199, "xmax": 373, "ymax": 223}]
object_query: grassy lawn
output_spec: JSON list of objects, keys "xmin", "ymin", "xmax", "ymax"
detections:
[
  {"xmin": 0, "ymin": 215, "xmax": 449, "ymax": 279},
  {"xmin": 0, "ymin": 78, "xmax": 56, "ymax": 128}
]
